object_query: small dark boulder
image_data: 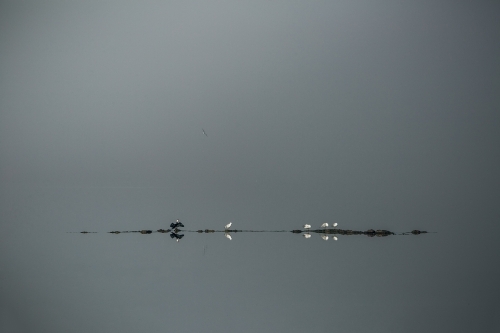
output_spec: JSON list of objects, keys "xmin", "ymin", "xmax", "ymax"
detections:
[{"xmin": 376, "ymin": 230, "xmax": 394, "ymax": 236}]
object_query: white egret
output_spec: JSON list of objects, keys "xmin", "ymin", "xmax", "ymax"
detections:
[
  {"xmin": 225, "ymin": 222, "xmax": 232, "ymax": 230},
  {"xmin": 333, "ymin": 236, "xmax": 338, "ymax": 241},
  {"xmin": 332, "ymin": 222, "xmax": 338, "ymax": 228},
  {"xmin": 321, "ymin": 235, "xmax": 329, "ymax": 241},
  {"xmin": 303, "ymin": 233, "xmax": 311, "ymax": 239},
  {"xmin": 224, "ymin": 233, "xmax": 232, "ymax": 240},
  {"xmin": 321, "ymin": 223, "xmax": 328, "ymax": 228},
  {"xmin": 303, "ymin": 224, "xmax": 311, "ymax": 230}
]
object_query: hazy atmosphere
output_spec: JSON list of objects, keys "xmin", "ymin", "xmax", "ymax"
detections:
[{"xmin": 1, "ymin": 1, "xmax": 499, "ymax": 332}]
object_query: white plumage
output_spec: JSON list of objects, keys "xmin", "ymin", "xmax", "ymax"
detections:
[
  {"xmin": 321, "ymin": 223, "xmax": 328, "ymax": 228},
  {"xmin": 225, "ymin": 222, "xmax": 232, "ymax": 230},
  {"xmin": 303, "ymin": 224, "xmax": 311, "ymax": 229}
]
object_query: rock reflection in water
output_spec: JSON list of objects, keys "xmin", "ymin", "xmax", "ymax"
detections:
[{"xmin": 78, "ymin": 221, "xmax": 428, "ymax": 243}]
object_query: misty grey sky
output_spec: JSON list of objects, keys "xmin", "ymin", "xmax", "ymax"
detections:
[{"xmin": 1, "ymin": 1, "xmax": 499, "ymax": 332}]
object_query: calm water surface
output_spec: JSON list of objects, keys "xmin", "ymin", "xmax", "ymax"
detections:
[
  {"xmin": 1, "ymin": 2, "xmax": 499, "ymax": 332},
  {"xmin": 1, "ymin": 187, "xmax": 498, "ymax": 333}
]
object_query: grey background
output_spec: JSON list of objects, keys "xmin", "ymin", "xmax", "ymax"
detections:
[{"xmin": 1, "ymin": 1, "xmax": 499, "ymax": 332}]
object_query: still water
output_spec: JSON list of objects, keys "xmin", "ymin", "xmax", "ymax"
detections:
[{"xmin": 1, "ymin": 187, "xmax": 498, "ymax": 333}]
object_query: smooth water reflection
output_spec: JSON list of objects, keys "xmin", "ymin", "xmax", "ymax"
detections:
[
  {"xmin": 1, "ymin": 187, "xmax": 498, "ymax": 333},
  {"xmin": 76, "ymin": 223, "xmax": 426, "ymax": 244}
]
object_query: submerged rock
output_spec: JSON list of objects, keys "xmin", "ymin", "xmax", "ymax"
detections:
[{"xmin": 364, "ymin": 229, "xmax": 394, "ymax": 237}]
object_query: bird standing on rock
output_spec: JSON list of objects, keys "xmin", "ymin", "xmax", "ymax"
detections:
[
  {"xmin": 303, "ymin": 224, "xmax": 311, "ymax": 230},
  {"xmin": 225, "ymin": 222, "xmax": 232, "ymax": 230},
  {"xmin": 321, "ymin": 223, "xmax": 328, "ymax": 228},
  {"xmin": 170, "ymin": 219, "xmax": 185, "ymax": 229}
]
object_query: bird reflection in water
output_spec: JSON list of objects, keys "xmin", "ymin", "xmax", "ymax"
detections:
[{"xmin": 170, "ymin": 232, "xmax": 184, "ymax": 242}]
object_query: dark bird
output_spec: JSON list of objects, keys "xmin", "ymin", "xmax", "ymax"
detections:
[
  {"xmin": 202, "ymin": 128, "xmax": 208, "ymax": 136},
  {"xmin": 170, "ymin": 219, "xmax": 185, "ymax": 229}
]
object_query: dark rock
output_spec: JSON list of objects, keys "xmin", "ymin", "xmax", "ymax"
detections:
[{"xmin": 376, "ymin": 230, "xmax": 394, "ymax": 236}]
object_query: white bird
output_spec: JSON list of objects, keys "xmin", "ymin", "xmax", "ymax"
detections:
[
  {"xmin": 332, "ymin": 222, "xmax": 338, "ymax": 228},
  {"xmin": 225, "ymin": 222, "xmax": 232, "ymax": 230},
  {"xmin": 321, "ymin": 235, "xmax": 329, "ymax": 241},
  {"xmin": 333, "ymin": 236, "xmax": 338, "ymax": 241},
  {"xmin": 224, "ymin": 233, "xmax": 232, "ymax": 240},
  {"xmin": 321, "ymin": 223, "xmax": 328, "ymax": 228},
  {"xmin": 303, "ymin": 233, "xmax": 311, "ymax": 239},
  {"xmin": 303, "ymin": 224, "xmax": 311, "ymax": 230}
]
